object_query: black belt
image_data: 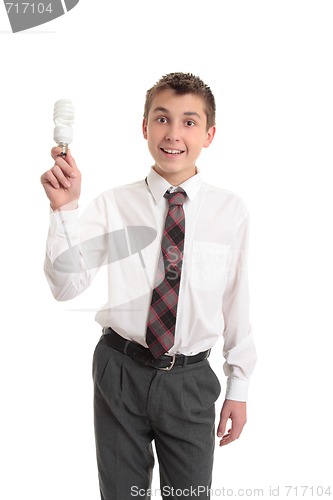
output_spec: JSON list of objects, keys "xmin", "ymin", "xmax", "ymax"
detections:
[{"xmin": 102, "ymin": 328, "xmax": 210, "ymax": 371}]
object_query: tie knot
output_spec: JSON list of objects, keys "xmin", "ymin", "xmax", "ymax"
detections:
[{"xmin": 164, "ymin": 189, "xmax": 187, "ymax": 207}]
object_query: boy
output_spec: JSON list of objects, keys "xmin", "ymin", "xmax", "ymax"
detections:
[{"xmin": 41, "ymin": 73, "xmax": 256, "ymax": 500}]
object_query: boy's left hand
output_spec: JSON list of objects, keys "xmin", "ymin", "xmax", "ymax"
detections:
[{"xmin": 217, "ymin": 399, "xmax": 247, "ymax": 446}]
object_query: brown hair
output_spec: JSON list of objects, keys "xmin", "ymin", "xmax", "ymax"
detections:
[{"xmin": 144, "ymin": 72, "xmax": 216, "ymax": 130}]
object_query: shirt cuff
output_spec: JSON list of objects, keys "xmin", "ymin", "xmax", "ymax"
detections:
[
  {"xmin": 225, "ymin": 377, "xmax": 249, "ymax": 402},
  {"xmin": 51, "ymin": 200, "xmax": 79, "ymax": 212},
  {"xmin": 49, "ymin": 205, "xmax": 80, "ymax": 237}
]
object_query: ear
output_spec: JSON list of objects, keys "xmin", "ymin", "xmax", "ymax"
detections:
[
  {"xmin": 142, "ymin": 118, "xmax": 148, "ymax": 139},
  {"xmin": 203, "ymin": 125, "xmax": 216, "ymax": 148}
]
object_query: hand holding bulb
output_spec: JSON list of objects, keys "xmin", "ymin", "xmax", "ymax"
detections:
[{"xmin": 40, "ymin": 99, "xmax": 81, "ymax": 211}]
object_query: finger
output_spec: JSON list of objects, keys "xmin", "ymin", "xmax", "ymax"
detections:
[
  {"xmin": 220, "ymin": 435, "xmax": 237, "ymax": 446},
  {"xmin": 217, "ymin": 414, "xmax": 228, "ymax": 438},
  {"xmin": 51, "ymin": 146, "xmax": 63, "ymax": 160},
  {"xmin": 51, "ymin": 147, "xmax": 78, "ymax": 177},
  {"xmin": 53, "ymin": 155, "xmax": 77, "ymax": 178},
  {"xmin": 50, "ymin": 164, "xmax": 73, "ymax": 188},
  {"xmin": 220, "ymin": 428, "xmax": 232, "ymax": 443},
  {"xmin": 219, "ymin": 430, "xmax": 236, "ymax": 447},
  {"xmin": 41, "ymin": 170, "xmax": 60, "ymax": 189},
  {"xmin": 64, "ymin": 149, "xmax": 79, "ymax": 173},
  {"xmin": 219, "ymin": 421, "xmax": 244, "ymax": 446}
]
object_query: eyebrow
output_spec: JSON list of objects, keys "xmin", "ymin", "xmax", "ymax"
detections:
[{"xmin": 152, "ymin": 107, "xmax": 201, "ymax": 119}]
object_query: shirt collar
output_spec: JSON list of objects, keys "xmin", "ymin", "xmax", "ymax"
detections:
[{"xmin": 146, "ymin": 167, "xmax": 202, "ymax": 203}]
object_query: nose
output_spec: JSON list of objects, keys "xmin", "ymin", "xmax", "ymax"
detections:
[{"xmin": 165, "ymin": 123, "xmax": 180, "ymax": 142}]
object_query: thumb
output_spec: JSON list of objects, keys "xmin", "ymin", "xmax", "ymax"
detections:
[{"xmin": 217, "ymin": 408, "xmax": 229, "ymax": 438}]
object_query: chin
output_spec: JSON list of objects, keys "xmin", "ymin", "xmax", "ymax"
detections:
[{"xmin": 156, "ymin": 165, "xmax": 184, "ymax": 175}]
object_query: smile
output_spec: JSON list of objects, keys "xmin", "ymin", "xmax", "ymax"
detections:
[{"xmin": 160, "ymin": 148, "xmax": 185, "ymax": 155}]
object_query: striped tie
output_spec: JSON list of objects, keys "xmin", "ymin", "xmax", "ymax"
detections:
[{"xmin": 146, "ymin": 189, "xmax": 186, "ymax": 358}]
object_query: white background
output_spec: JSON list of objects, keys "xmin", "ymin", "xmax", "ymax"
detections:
[{"xmin": 1, "ymin": 1, "xmax": 332, "ymax": 498}]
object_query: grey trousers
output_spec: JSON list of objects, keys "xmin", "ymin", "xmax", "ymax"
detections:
[{"xmin": 92, "ymin": 336, "xmax": 221, "ymax": 500}]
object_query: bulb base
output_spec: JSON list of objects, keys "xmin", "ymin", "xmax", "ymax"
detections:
[{"xmin": 58, "ymin": 142, "xmax": 68, "ymax": 156}]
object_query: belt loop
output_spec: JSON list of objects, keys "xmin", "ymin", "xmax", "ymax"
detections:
[
  {"xmin": 124, "ymin": 340, "xmax": 130, "ymax": 355},
  {"xmin": 182, "ymin": 355, "xmax": 188, "ymax": 368}
]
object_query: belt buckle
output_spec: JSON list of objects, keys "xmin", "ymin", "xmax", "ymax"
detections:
[{"xmin": 158, "ymin": 353, "xmax": 176, "ymax": 371}]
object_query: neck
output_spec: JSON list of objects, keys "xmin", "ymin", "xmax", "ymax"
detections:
[{"xmin": 153, "ymin": 165, "xmax": 197, "ymax": 186}]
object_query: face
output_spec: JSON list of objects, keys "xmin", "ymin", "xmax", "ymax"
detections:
[{"xmin": 142, "ymin": 89, "xmax": 216, "ymax": 185}]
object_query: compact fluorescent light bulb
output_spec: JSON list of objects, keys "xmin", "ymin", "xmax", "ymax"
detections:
[{"xmin": 53, "ymin": 99, "xmax": 75, "ymax": 156}]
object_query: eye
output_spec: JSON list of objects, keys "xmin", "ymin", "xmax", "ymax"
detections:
[
  {"xmin": 185, "ymin": 120, "xmax": 195, "ymax": 127},
  {"xmin": 157, "ymin": 117, "xmax": 168, "ymax": 123}
]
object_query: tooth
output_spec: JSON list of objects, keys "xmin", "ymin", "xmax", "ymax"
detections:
[{"xmin": 164, "ymin": 149, "xmax": 181, "ymax": 154}]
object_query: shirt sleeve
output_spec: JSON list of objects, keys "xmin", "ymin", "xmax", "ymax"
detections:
[
  {"xmin": 222, "ymin": 210, "xmax": 257, "ymax": 402},
  {"xmin": 44, "ymin": 195, "xmax": 109, "ymax": 301}
]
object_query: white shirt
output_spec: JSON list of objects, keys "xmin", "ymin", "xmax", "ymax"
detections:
[{"xmin": 44, "ymin": 168, "xmax": 256, "ymax": 401}]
